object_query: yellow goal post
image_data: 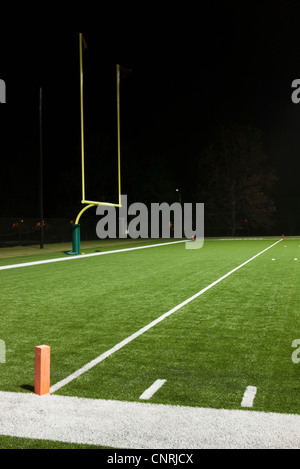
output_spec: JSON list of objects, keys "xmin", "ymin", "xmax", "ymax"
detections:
[
  {"xmin": 78, "ymin": 32, "xmax": 122, "ymax": 217},
  {"xmin": 66, "ymin": 35, "xmax": 123, "ymax": 254}
]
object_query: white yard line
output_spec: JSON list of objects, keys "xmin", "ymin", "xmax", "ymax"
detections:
[
  {"xmin": 241, "ymin": 386, "xmax": 257, "ymax": 408},
  {"xmin": 50, "ymin": 239, "xmax": 282, "ymax": 394},
  {"xmin": 139, "ymin": 380, "xmax": 167, "ymax": 400},
  {"xmin": 0, "ymin": 391, "xmax": 298, "ymax": 449},
  {"xmin": 0, "ymin": 240, "xmax": 187, "ymax": 271}
]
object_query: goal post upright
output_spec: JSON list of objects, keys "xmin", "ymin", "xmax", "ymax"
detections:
[
  {"xmin": 117, "ymin": 63, "xmax": 121, "ymax": 207},
  {"xmin": 79, "ymin": 32, "xmax": 86, "ymax": 204}
]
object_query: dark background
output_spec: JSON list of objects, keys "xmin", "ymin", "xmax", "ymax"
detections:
[{"xmin": 1, "ymin": 2, "xmax": 300, "ymax": 237}]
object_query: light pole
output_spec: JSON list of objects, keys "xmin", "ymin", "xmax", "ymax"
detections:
[{"xmin": 39, "ymin": 87, "xmax": 44, "ymax": 249}]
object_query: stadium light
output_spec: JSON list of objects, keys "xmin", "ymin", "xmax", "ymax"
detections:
[{"xmin": 176, "ymin": 188, "xmax": 181, "ymax": 204}]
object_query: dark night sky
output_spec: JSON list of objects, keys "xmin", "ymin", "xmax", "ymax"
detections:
[{"xmin": 1, "ymin": 2, "xmax": 300, "ymax": 231}]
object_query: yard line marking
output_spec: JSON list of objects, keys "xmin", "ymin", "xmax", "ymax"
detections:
[
  {"xmin": 50, "ymin": 238, "xmax": 282, "ymax": 394},
  {"xmin": 139, "ymin": 379, "xmax": 166, "ymax": 400},
  {"xmin": 0, "ymin": 240, "xmax": 187, "ymax": 271},
  {"xmin": 241, "ymin": 386, "xmax": 257, "ymax": 408}
]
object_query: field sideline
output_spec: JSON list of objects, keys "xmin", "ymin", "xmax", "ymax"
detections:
[{"xmin": 0, "ymin": 237, "xmax": 299, "ymax": 449}]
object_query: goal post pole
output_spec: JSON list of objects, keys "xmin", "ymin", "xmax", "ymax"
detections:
[
  {"xmin": 117, "ymin": 64, "xmax": 121, "ymax": 206},
  {"xmin": 79, "ymin": 33, "xmax": 85, "ymax": 203}
]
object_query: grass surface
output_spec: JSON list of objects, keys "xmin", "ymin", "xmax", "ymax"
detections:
[
  {"xmin": 0, "ymin": 237, "xmax": 299, "ymax": 447},
  {"xmin": 0, "ymin": 434, "xmax": 111, "ymax": 449}
]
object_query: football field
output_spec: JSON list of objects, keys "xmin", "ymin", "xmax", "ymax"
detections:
[{"xmin": 0, "ymin": 237, "xmax": 299, "ymax": 448}]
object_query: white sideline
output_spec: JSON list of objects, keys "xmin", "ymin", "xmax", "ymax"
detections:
[
  {"xmin": 50, "ymin": 239, "xmax": 282, "ymax": 394},
  {"xmin": 0, "ymin": 240, "xmax": 187, "ymax": 271},
  {"xmin": 0, "ymin": 391, "xmax": 298, "ymax": 449}
]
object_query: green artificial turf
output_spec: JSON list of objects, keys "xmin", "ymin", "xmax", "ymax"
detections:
[
  {"xmin": 0, "ymin": 434, "xmax": 112, "ymax": 449},
  {"xmin": 0, "ymin": 238, "xmax": 299, "ymax": 419}
]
